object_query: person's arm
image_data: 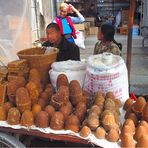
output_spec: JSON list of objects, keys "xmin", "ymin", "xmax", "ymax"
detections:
[
  {"xmin": 69, "ymin": 4, "xmax": 85, "ymax": 23},
  {"xmin": 93, "ymin": 42, "xmax": 100, "ymax": 55}
]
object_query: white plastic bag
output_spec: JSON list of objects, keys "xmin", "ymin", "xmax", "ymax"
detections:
[
  {"xmin": 74, "ymin": 30, "xmax": 85, "ymax": 49},
  {"xmin": 44, "ymin": 47, "xmax": 53, "ymax": 54}
]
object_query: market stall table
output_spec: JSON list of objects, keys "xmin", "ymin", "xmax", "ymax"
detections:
[
  {"xmin": 0, "ymin": 121, "xmax": 121, "ymax": 148},
  {"xmin": 0, "ymin": 126, "xmax": 90, "ymax": 145}
]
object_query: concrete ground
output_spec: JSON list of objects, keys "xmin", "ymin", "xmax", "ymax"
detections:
[{"xmin": 80, "ymin": 34, "xmax": 148, "ymax": 96}]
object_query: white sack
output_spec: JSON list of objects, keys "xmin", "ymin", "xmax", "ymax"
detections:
[
  {"xmin": 83, "ymin": 53, "xmax": 129, "ymax": 103},
  {"xmin": 49, "ymin": 60, "xmax": 86, "ymax": 88}
]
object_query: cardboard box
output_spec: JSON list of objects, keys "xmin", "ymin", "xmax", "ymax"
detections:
[
  {"xmin": 74, "ymin": 23, "xmax": 85, "ymax": 31},
  {"xmin": 121, "ymin": 10, "xmax": 129, "ymax": 25},
  {"xmin": 89, "ymin": 27, "xmax": 99, "ymax": 35},
  {"xmin": 85, "ymin": 17, "xmax": 95, "ymax": 26},
  {"xmin": 120, "ymin": 26, "xmax": 128, "ymax": 35}
]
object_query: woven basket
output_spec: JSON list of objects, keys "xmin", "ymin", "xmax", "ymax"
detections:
[{"xmin": 17, "ymin": 47, "xmax": 58, "ymax": 85}]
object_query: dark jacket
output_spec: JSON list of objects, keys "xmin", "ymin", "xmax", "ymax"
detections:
[{"xmin": 42, "ymin": 36, "xmax": 80, "ymax": 61}]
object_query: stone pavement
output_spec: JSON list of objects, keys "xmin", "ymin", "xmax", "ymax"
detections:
[{"xmin": 80, "ymin": 34, "xmax": 148, "ymax": 96}]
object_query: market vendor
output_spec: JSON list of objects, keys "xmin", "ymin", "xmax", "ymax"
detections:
[
  {"xmin": 93, "ymin": 23, "xmax": 122, "ymax": 56},
  {"xmin": 42, "ymin": 23, "xmax": 80, "ymax": 61}
]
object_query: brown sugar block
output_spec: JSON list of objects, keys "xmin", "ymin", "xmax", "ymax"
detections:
[
  {"xmin": 127, "ymin": 113, "xmax": 138, "ymax": 127},
  {"xmin": 87, "ymin": 113, "xmax": 99, "ymax": 131},
  {"xmin": 2, "ymin": 101, "xmax": 13, "ymax": 114},
  {"xmin": 7, "ymin": 75, "xmax": 20, "ymax": 82},
  {"xmin": 70, "ymin": 94, "xmax": 86, "ymax": 106},
  {"xmin": 89, "ymin": 105, "xmax": 102, "ymax": 116},
  {"xmin": 123, "ymin": 98, "xmax": 134, "ymax": 111},
  {"xmin": 37, "ymin": 98, "xmax": 47, "ymax": 109},
  {"xmin": 39, "ymin": 92, "xmax": 49, "ymax": 101},
  {"xmin": 80, "ymin": 126, "xmax": 91, "ymax": 138},
  {"xmin": 102, "ymin": 113, "xmax": 119, "ymax": 132},
  {"xmin": 0, "ymin": 106, "xmax": 6, "ymax": 121},
  {"xmin": 69, "ymin": 80, "xmax": 82, "ymax": 97},
  {"xmin": 121, "ymin": 125, "xmax": 134, "ymax": 138},
  {"xmin": 32, "ymin": 104, "xmax": 42, "ymax": 117},
  {"xmin": 65, "ymin": 114, "xmax": 80, "ymax": 133},
  {"xmin": 123, "ymin": 119, "xmax": 135, "ymax": 133},
  {"xmin": 132, "ymin": 97, "xmax": 146, "ymax": 119},
  {"xmin": 50, "ymin": 111, "xmax": 64, "ymax": 130},
  {"xmin": 139, "ymin": 120, "xmax": 148, "ymax": 131},
  {"xmin": 28, "ymin": 68, "xmax": 43, "ymax": 93},
  {"xmin": 56, "ymin": 85, "xmax": 69, "ymax": 102},
  {"xmin": 74, "ymin": 102, "xmax": 87, "ymax": 123},
  {"xmin": 114, "ymin": 98, "xmax": 122, "ymax": 108},
  {"xmin": 83, "ymin": 90, "xmax": 92, "ymax": 108},
  {"xmin": 59, "ymin": 102, "xmax": 73, "ymax": 119},
  {"xmin": 8, "ymin": 71, "xmax": 25, "ymax": 77},
  {"xmin": 50, "ymin": 85, "xmax": 69, "ymax": 109},
  {"xmin": 56, "ymin": 74, "xmax": 69, "ymax": 89},
  {"xmin": 142, "ymin": 102, "xmax": 148, "ymax": 122},
  {"xmin": 44, "ymin": 105, "xmax": 55, "ymax": 120},
  {"xmin": 136, "ymin": 134, "xmax": 148, "ymax": 147},
  {"xmin": 35, "ymin": 111, "xmax": 49, "ymax": 128},
  {"xmin": 0, "ymin": 84, "xmax": 7, "ymax": 105},
  {"xmin": 7, "ymin": 107, "xmax": 21, "ymax": 125},
  {"xmin": 7, "ymin": 76, "xmax": 26, "ymax": 104},
  {"xmin": 16, "ymin": 87, "xmax": 31, "ymax": 113},
  {"xmin": 105, "ymin": 91, "xmax": 115, "ymax": 100},
  {"xmin": 44, "ymin": 84, "xmax": 55, "ymax": 98},
  {"xmin": 106, "ymin": 129, "xmax": 119, "ymax": 142},
  {"xmin": 104, "ymin": 98, "xmax": 116, "ymax": 110},
  {"xmin": 26, "ymin": 81, "xmax": 39, "ymax": 105},
  {"xmin": 121, "ymin": 133, "xmax": 135, "ymax": 148},
  {"xmin": 134, "ymin": 125, "xmax": 147, "ymax": 141},
  {"xmin": 95, "ymin": 127, "xmax": 106, "ymax": 139},
  {"xmin": 124, "ymin": 107, "xmax": 133, "ymax": 119},
  {"xmin": 50, "ymin": 94, "xmax": 63, "ymax": 110},
  {"xmin": 21, "ymin": 110, "xmax": 34, "ymax": 127},
  {"xmin": 0, "ymin": 66, "xmax": 8, "ymax": 80},
  {"xmin": 8, "ymin": 59, "xmax": 28, "ymax": 68},
  {"xmin": 29, "ymin": 68, "xmax": 41, "ymax": 82},
  {"xmin": 94, "ymin": 92, "xmax": 105, "ymax": 107}
]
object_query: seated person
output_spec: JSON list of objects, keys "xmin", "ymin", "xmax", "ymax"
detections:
[
  {"xmin": 42, "ymin": 23, "xmax": 80, "ymax": 62},
  {"xmin": 53, "ymin": 3, "xmax": 85, "ymax": 43},
  {"xmin": 93, "ymin": 23, "xmax": 122, "ymax": 56}
]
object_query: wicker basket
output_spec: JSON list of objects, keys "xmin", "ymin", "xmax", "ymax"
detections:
[{"xmin": 17, "ymin": 47, "xmax": 58, "ymax": 85}]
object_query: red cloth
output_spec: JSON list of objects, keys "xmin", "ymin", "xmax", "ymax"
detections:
[{"xmin": 55, "ymin": 16, "xmax": 77, "ymax": 39}]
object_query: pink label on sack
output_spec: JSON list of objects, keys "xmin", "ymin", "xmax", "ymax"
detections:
[{"xmin": 84, "ymin": 70, "xmax": 123, "ymax": 99}]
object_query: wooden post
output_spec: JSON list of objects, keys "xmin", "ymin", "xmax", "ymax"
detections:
[{"xmin": 126, "ymin": 0, "xmax": 135, "ymax": 90}]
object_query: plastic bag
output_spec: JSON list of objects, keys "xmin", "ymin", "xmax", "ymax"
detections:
[
  {"xmin": 74, "ymin": 30, "xmax": 85, "ymax": 49},
  {"xmin": 0, "ymin": 0, "xmax": 31, "ymax": 65},
  {"xmin": 44, "ymin": 47, "xmax": 53, "ymax": 54}
]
